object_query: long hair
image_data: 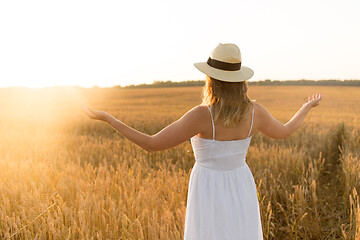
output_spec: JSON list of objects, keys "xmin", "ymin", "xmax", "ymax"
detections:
[{"xmin": 201, "ymin": 75, "xmax": 254, "ymax": 127}]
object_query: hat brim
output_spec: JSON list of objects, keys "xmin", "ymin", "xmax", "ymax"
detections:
[{"xmin": 194, "ymin": 62, "xmax": 254, "ymax": 82}]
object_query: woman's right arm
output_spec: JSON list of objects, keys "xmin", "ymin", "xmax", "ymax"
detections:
[
  {"xmin": 81, "ymin": 104, "xmax": 208, "ymax": 152},
  {"xmin": 255, "ymin": 94, "xmax": 322, "ymax": 139}
]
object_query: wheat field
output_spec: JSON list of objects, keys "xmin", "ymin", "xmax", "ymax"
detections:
[{"xmin": 0, "ymin": 85, "xmax": 359, "ymax": 239}]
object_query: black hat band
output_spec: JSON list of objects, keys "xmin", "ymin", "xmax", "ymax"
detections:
[{"xmin": 207, "ymin": 57, "xmax": 241, "ymax": 71}]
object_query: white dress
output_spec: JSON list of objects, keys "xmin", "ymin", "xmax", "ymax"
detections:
[{"xmin": 184, "ymin": 105, "xmax": 263, "ymax": 240}]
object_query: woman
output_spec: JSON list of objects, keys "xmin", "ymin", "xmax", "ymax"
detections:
[{"xmin": 82, "ymin": 43, "xmax": 322, "ymax": 239}]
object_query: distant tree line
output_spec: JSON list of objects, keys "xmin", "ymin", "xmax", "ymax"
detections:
[
  {"xmin": 114, "ymin": 80, "xmax": 205, "ymax": 89},
  {"xmin": 112, "ymin": 79, "xmax": 360, "ymax": 89},
  {"xmin": 249, "ymin": 79, "xmax": 360, "ymax": 86}
]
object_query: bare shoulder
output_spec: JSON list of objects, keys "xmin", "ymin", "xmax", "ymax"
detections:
[
  {"xmin": 251, "ymin": 101, "xmax": 275, "ymax": 131},
  {"xmin": 182, "ymin": 105, "xmax": 209, "ymax": 121},
  {"xmin": 252, "ymin": 101, "xmax": 270, "ymax": 117},
  {"xmin": 176, "ymin": 105, "xmax": 209, "ymax": 134}
]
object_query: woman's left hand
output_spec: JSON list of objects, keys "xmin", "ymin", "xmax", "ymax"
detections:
[
  {"xmin": 306, "ymin": 93, "xmax": 322, "ymax": 108},
  {"xmin": 81, "ymin": 104, "xmax": 109, "ymax": 121}
]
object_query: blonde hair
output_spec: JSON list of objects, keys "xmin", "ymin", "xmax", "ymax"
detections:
[{"xmin": 201, "ymin": 75, "xmax": 254, "ymax": 127}]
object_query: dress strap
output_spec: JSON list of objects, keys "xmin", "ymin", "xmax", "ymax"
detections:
[
  {"xmin": 247, "ymin": 104, "xmax": 254, "ymax": 138},
  {"xmin": 206, "ymin": 105, "xmax": 215, "ymax": 140}
]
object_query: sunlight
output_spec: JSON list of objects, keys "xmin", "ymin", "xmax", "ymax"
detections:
[{"xmin": 0, "ymin": 87, "xmax": 84, "ymax": 133}]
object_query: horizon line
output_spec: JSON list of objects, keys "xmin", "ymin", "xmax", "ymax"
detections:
[{"xmin": 1, "ymin": 78, "xmax": 360, "ymax": 89}]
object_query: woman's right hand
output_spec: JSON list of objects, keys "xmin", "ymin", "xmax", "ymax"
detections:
[
  {"xmin": 305, "ymin": 94, "xmax": 322, "ymax": 108},
  {"xmin": 81, "ymin": 104, "xmax": 110, "ymax": 121}
]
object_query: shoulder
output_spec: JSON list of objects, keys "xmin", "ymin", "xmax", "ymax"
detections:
[
  {"xmin": 251, "ymin": 101, "xmax": 274, "ymax": 127},
  {"xmin": 183, "ymin": 105, "xmax": 209, "ymax": 120},
  {"xmin": 176, "ymin": 105, "xmax": 209, "ymax": 132},
  {"xmin": 252, "ymin": 101, "xmax": 269, "ymax": 116},
  {"xmin": 192, "ymin": 104, "xmax": 209, "ymax": 113}
]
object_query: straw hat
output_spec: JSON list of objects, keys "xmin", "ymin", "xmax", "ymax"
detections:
[{"xmin": 194, "ymin": 43, "xmax": 254, "ymax": 82}]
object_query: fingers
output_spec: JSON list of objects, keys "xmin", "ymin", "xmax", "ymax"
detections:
[
  {"xmin": 306, "ymin": 93, "xmax": 322, "ymax": 108},
  {"xmin": 80, "ymin": 104, "xmax": 92, "ymax": 111},
  {"xmin": 80, "ymin": 103, "xmax": 90, "ymax": 112},
  {"xmin": 308, "ymin": 93, "xmax": 322, "ymax": 101},
  {"xmin": 80, "ymin": 104, "xmax": 90, "ymax": 114},
  {"xmin": 80, "ymin": 104, "xmax": 96, "ymax": 113},
  {"xmin": 314, "ymin": 94, "xmax": 322, "ymax": 102},
  {"xmin": 80, "ymin": 103, "xmax": 96, "ymax": 118}
]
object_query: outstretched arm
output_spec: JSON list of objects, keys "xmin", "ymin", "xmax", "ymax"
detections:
[
  {"xmin": 255, "ymin": 94, "xmax": 322, "ymax": 139},
  {"xmin": 81, "ymin": 105, "xmax": 206, "ymax": 152}
]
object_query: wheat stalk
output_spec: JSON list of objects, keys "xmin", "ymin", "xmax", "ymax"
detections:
[{"xmin": 8, "ymin": 192, "xmax": 58, "ymax": 239}]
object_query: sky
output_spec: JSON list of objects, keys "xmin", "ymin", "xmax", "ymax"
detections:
[{"xmin": 0, "ymin": 0, "xmax": 359, "ymax": 88}]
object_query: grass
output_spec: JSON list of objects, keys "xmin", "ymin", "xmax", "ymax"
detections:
[{"xmin": 0, "ymin": 86, "xmax": 359, "ymax": 239}]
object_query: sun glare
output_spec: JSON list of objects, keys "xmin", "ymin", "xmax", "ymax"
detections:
[{"xmin": 1, "ymin": 87, "xmax": 85, "ymax": 133}]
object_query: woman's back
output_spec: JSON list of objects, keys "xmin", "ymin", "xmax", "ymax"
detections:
[
  {"xmin": 184, "ymin": 103, "xmax": 263, "ymax": 239},
  {"xmin": 190, "ymin": 104, "xmax": 254, "ymax": 171},
  {"xmin": 197, "ymin": 103, "xmax": 255, "ymax": 141}
]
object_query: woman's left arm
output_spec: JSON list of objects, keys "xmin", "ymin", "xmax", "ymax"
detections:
[{"xmin": 81, "ymin": 104, "xmax": 205, "ymax": 152}]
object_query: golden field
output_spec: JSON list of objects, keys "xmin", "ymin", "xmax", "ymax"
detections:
[{"xmin": 0, "ymin": 85, "xmax": 359, "ymax": 239}]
